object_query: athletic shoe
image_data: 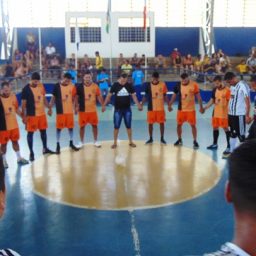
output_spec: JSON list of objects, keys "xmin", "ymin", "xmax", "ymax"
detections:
[
  {"xmin": 56, "ymin": 143, "xmax": 60, "ymax": 154},
  {"xmin": 222, "ymin": 147, "xmax": 231, "ymax": 159},
  {"xmin": 161, "ymin": 138, "xmax": 167, "ymax": 145},
  {"xmin": 145, "ymin": 138, "xmax": 153, "ymax": 144},
  {"xmin": 207, "ymin": 144, "xmax": 218, "ymax": 150},
  {"xmin": 94, "ymin": 141, "xmax": 102, "ymax": 148},
  {"xmin": 17, "ymin": 158, "xmax": 29, "ymax": 165},
  {"xmin": 193, "ymin": 141, "xmax": 199, "ymax": 149},
  {"xmin": 43, "ymin": 148, "xmax": 55, "ymax": 154},
  {"xmin": 76, "ymin": 142, "xmax": 84, "ymax": 149},
  {"xmin": 174, "ymin": 139, "xmax": 183, "ymax": 146},
  {"xmin": 29, "ymin": 153, "xmax": 35, "ymax": 162},
  {"xmin": 69, "ymin": 141, "xmax": 79, "ymax": 151},
  {"xmin": 3, "ymin": 159, "xmax": 8, "ymax": 169}
]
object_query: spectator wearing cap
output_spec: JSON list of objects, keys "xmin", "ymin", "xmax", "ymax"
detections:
[
  {"xmin": 102, "ymin": 73, "xmax": 143, "ymax": 149},
  {"xmin": 48, "ymin": 73, "xmax": 79, "ymax": 154}
]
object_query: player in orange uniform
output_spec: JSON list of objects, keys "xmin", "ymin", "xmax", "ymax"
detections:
[
  {"xmin": 202, "ymin": 75, "xmax": 231, "ymax": 158},
  {"xmin": 142, "ymin": 71, "xmax": 169, "ymax": 144},
  {"xmin": 168, "ymin": 73, "xmax": 203, "ymax": 149},
  {"xmin": 76, "ymin": 70, "xmax": 104, "ymax": 147},
  {"xmin": 0, "ymin": 81, "xmax": 29, "ymax": 168},
  {"xmin": 48, "ymin": 73, "xmax": 79, "ymax": 154},
  {"xmin": 21, "ymin": 72, "xmax": 55, "ymax": 161}
]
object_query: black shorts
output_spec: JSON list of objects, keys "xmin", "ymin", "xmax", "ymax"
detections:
[
  {"xmin": 247, "ymin": 120, "xmax": 256, "ymax": 140},
  {"xmin": 228, "ymin": 115, "xmax": 245, "ymax": 141}
]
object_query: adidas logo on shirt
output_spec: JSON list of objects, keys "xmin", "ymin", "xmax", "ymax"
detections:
[{"xmin": 117, "ymin": 87, "xmax": 129, "ymax": 97}]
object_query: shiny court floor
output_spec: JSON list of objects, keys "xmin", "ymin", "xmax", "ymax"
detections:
[{"xmin": 0, "ymin": 105, "xmax": 233, "ymax": 256}]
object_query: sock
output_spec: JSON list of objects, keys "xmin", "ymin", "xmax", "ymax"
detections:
[
  {"xmin": 16, "ymin": 151, "xmax": 21, "ymax": 160},
  {"xmin": 56, "ymin": 129, "xmax": 61, "ymax": 143},
  {"xmin": 230, "ymin": 137, "xmax": 237, "ymax": 152},
  {"xmin": 68, "ymin": 128, "xmax": 74, "ymax": 141},
  {"xmin": 225, "ymin": 131, "xmax": 231, "ymax": 148},
  {"xmin": 40, "ymin": 130, "xmax": 47, "ymax": 150},
  {"xmin": 27, "ymin": 132, "xmax": 34, "ymax": 155},
  {"xmin": 213, "ymin": 130, "xmax": 219, "ymax": 145}
]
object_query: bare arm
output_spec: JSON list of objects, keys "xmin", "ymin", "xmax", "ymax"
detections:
[
  {"xmin": 131, "ymin": 93, "xmax": 142, "ymax": 111},
  {"xmin": 168, "ymin": 93, "xmax": 177, "ymax": 111},
  {"xmin": 196, "ymin": 93, "xmax": 204, "ymax": 112},
  {"xmin": 102, "ymin": 92, "xmax": 112, "ymax": 112},
  {"xmin": 203, "ymin": 98, "xmax": 214, "ymax": 111},
  {"xmin": 245, "ymin": 96, "xmax": 251, "ymax": 123}
]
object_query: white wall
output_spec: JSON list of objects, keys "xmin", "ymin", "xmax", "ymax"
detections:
[{"xmin": 65, "ymin": 11, "xmax": 155, "ymax": 59}]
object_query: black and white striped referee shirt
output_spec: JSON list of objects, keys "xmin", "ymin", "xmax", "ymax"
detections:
[
  {"xmin": 0, "ymin": 249, "xmax": 20, "ymax": 256},
  {"xmin": 228, "ymin": 81, "xmax": 250, "ymax": 116}
]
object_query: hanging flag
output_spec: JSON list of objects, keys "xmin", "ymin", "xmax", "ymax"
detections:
[
  {"xmin": 106, "ymin": 0, "xmax": 111, "ymax": 33},
  {"xmin": 143, "ymin": 0, "xmax": 147, "ymax": 30}
]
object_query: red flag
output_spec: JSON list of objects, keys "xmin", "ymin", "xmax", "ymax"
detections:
[{"xmin": 143, "ymin": 0, "xmax": 146, "ymax": 30}]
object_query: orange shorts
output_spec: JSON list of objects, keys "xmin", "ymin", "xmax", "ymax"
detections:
[
  {"xmin": 147, "ymin": 111, "xmax": 166, "ymax": 124},
  {"xmin": 56, "ymin": 113, "xmax": 74, "ymax": 129},
  {"xmin": 78, "ymin": 112, "xmax": 98, "ymax": 127},
  {"xmin": 26, "ymin": 115, "xmax": 48, "ymax": 132},
  {"xmin": 212, "ymin": 117, "xmax": 228, "ymax": 129},
  {"xmin": 177, "ymin": 110, "xmax": 196, "ymax": 125},
  {"xmin": 0, "ymin": 128, "xmax": 20, "ymax": 144}
]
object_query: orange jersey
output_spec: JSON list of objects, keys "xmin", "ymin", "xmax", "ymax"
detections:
[
  {"xmin": 212, "ymin": 87, "xmax": 230, "ymax": 118},
  {"xmin": 83, "ymin": 83, "xmax": 100, "ymax": 112},
  {"xmin": 0, "ymin": 94, "xmax": 19, "ymax": 130},
  {"xmin": 174, "ymin": 81, "xmax": 200, "ymax": 111},
  {"xmin": 145, "ymin": 81, "xmax": 168, "ymax": 111},
  {"xmin": 53, "ymin": 83, "xmax": 76, "ymax": 114}
]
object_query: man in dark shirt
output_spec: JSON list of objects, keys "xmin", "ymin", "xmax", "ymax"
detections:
[{"xmin": 102, "ymin": 73, "xmax": 142, "ymax": 148}]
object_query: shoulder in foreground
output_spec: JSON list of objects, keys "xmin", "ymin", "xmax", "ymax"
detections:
[{"xmin": 0, "ymin": 248, "xmax": 21, "ymax": 256}]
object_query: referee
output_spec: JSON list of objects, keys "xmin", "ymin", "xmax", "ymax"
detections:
[{"xmin": 224, "ymin": 72, "xmax": 251, "ymax": 154}]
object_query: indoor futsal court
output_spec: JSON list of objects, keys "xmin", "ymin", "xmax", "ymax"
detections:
[{"xmin": 0, "ymin": 105, "xmax": 233, "ymax": 255}]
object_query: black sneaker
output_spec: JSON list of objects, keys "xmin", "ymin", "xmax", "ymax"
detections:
[
  {"xmin": 29, "ymin": 153, "xmax": 35, "ymax": 162},
  {"xmin": 56, "ymin": 143, "xmax": 60, "ymax": 154},
  {"xmin": 207, "ymin": 144, "xmax": 218, "ymax": 150},
  {"xmin": 222, "ymin": 147, "xmax": 231, "ymax": 159},
  {"xmin": 193, "ymin": 141, "xmax": 199, "ymax": 149},
  {"xmin": 69, "ymin": 141, "xmax": 79, "ymax": 151},
  {"xmin": 174, "ymin": 139, "xmax": 183, "ymax": 146},
  {"xmin": 145, "ymin": 138, "xmax": 153, "ymax": 144},
  {"xmin": 161, "ymin": 138, "xmax": 167, "ymax": 145},
  {"xmin": 43, "ymin": 148, "xmax": 55, "ymax": 154}
]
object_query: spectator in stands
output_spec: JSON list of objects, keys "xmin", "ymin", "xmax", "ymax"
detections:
[
  {"xmin": 26, "ymin": 31, "xmax": 36, "ymax": 58},
  {"xmin": 117, "ymin": 53, "xmax": 125, "ymax": 74},
  {"xmin": 131, "ymin": 53, "xmax": 139, "ymax": 68},
  {"xmin": 45, "ymin": 42, "xmax": 56, "ymax": 63},
  {"xmin": 132, "ymin": 64, "xmax": 144, "ymax": 101},
  {"xmin": 14, "ymin": 62, "xmax": 28, "ymax": 78},
  {"xmin": 170, "ymin": 48, "xmax": 181, "ymax": 66},
  {"xmin": 66, "ymin": 53, "xmax": 76, "ymax": 69},
  {"xmin": 121, "ymin": 59, "xmax": 133, "ymax": 75},
  {"xmin": 66, "ymin": 64, "xmax": 77, "ymax": 84},
  {"xmin": 194, "ymin": 54, "xmax": 203, "ymax": 73},
  {"xmin": 4, "ymin": 62, "xmax": 14, "ymax": 78},
  {"xmin": 79, "ymin": 54, "xmax": 93, "ymax": 78},
  {"xmin": 204, "ymin": 140, "xmax": 256, "ymax": 256},
  {"xmin": 246, "ymin": 49, "xmax": 256, "ymax": 74},
  {"xmin": 49, "ymin": 56, "xmax": 61, "ymax": 78},
  {"xmin": 23, "ymin": 50, "xmax": 33, "ymax": 72},
  {"xmin": 182, "ymin": 54, "xmax": 194, "ymax": 72},
  {"xmin": 138, "ymin": 54, "xmax": 146, "ymax": 69},
  {"xmin": 219, "ymin": 54, "xmax": 230, "ymax": 73},
  {"xmin": 0, "ymin": 155, "xmax": 21, "ymax": 255},
  {"xmin": 236, "ymin": 59, "xmax": 248, "ymax": 80},
  {"xmin": 12, "ymin": 49, "xmax": 23, "ymax": 69},
  {"xmin": 97, "ymin": 68, "xmax": 109, "ymax": 100},
  {"xmin": 154, "ymin": 54, "xmax": 167, "ymax": 69},
  {"xmin": 95, "ymin": 51, "xmax": 103, "ymax": 70}
]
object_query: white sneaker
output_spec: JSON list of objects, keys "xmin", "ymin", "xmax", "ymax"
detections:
[
  {"xmin": 3, "ymin": 159, "xmax": 8, "ymax": 169},
  {"xmin": 76, "ymin": 142, "xmax": 84, "ymax": 149},
  {"xmin": 94, "ymin": 141, "xmax": 102, "ymax": 148}
]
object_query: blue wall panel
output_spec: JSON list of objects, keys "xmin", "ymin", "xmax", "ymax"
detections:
[
  {"xmin": 17, "ymin": 28, "xmax": 66, "ymax": 59},
  {"xmin": 155, "ymin": 27, "xmax": 200, "ymax": 57},
  {"xmin": 214, "ymin": 28, "xmax": 256, "ymax": 56}
]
